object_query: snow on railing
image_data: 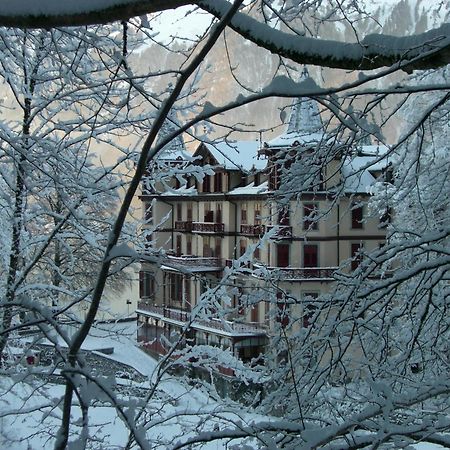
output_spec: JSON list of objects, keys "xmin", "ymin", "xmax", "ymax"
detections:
[{"xmin": 137, "ymin": 303, "xmax": 267, "ymax": 335}]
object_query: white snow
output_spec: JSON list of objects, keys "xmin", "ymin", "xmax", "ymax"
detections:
[
  {"xmin": 228, "ymin": 180, "xmax": 269, "ymax": 196},
  {"xmin": 203, "ymin": 140, "xmax": 266, "ymax": 172}
]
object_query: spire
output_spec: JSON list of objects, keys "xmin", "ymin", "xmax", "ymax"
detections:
[
  {"xmin": 156, "ymin": 108, "xmax": 187, "ymax": 161},
  {"xmin": 285, "ymin": 67, "xmax": 323, "ymax": 135}
]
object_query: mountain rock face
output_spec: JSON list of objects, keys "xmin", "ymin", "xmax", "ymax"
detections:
[{"xmin": 132, "ymin": 0, "xmax": 449, "ymax": 145}]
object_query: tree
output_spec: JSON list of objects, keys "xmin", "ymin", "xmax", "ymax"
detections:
[
  {"xmin": 0, "ymin": 25, "xmax": 143, "ymax": 357},
  {"xmin": 0, "ymin": 1, "xmax": 449, "ymax": 449}
]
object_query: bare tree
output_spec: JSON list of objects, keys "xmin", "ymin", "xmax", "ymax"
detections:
[{"xmin": 0, "ymin": 1, "xmax": 449, "ymax": 449}]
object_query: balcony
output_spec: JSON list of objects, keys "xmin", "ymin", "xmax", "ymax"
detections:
[
  {"xmin": 240, "ymin": 224, "xmax": 265, "ymax": 236},
  {"xmin": 137, "ymin": 303, "xmax": 190, "ymax": 322},
  {"xmin": 174, "ymin": 221, "xmax": 193, "ymax": 232},
  {"xmin": 163, "ymin": 255, "xmax": 224, "ymax": 272},
  {"xmin": 192, "ymin": 222, "xmax": 225, "ymax": 233},
  {"xmin": 266, "ymin": 225, "xmax": 292, "ymax": 239},
  {"xmin": 137, "ymin": 303, "xmax": 267, "ymax": 336},
  {"xmin": 254, "ymin": 265, "xmax": 337, "ymax": 281}
]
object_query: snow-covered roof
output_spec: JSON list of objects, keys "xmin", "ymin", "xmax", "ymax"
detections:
[
  {"xmin": 342, "ymin": 152, "xmax": 388, "ymax": 193},
  {"xmin": 159, "ymin": 185, "xmax": 197, "ymax": 196},
  {"xmin": 203, "ymin": 141, "xmax": 266, "ymax": 172},
  {"xmin": 228, "ymin": 181, "xmax": 269, "ymax": 196},
  {"xmin": 268, "ymin": 67, "xmax": 326, "ymax": 148}
]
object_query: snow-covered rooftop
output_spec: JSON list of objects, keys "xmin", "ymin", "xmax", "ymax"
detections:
[
  {"xmin": 342, "ymin": 150, "xmax": 389, "ymax": 193},
  {"xmin": 228, "ymin": 181, "xmax": 269, "ymax": 196},
  {"xmin": 267, "ymin": 67, "xmax": 326, "ymax": 148},
  {"xmin": 203, "ymin": 140, "xmax": 266, "ymax": 172}
]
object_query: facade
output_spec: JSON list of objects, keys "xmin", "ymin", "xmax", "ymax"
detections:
[{"xmin": 137, "ymin": 70, "xmax": 389, "ymax": 377}]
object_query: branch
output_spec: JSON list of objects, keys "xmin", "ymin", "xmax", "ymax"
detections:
[{"xmin": 2, "ymin": 0, "xmax": 450, "ymax": 71}]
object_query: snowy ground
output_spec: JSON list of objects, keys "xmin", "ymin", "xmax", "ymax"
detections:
[
  {"xmin": 0, "ymin": 321, "xmax": 260, "ymax": 449},
  {"xmin": 0, "ymin": 321, "xmax": 446, "ymax": 449}
]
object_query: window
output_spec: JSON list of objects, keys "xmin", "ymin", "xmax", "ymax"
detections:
[
  {"xmin": 187, "ymin": 203, "xmax": 193, "ymax": 221},
  {"xmin": 276, "ymin": 292, "xmax": 289, "ymax": 327},
  {"xmin": 203, "ymin": 237, "xmax": 212, "ymax": 257},
  {"xmin": 269, "ymin": 163, "xmax": 281, "ymax": 190},
  {"xmin": 302, "ymin": 293, "xmax": 318, "ymax": 328},
  {"xmin": 251, "ymin": 303, "xmax": 259, "ymax": 322},
  {"xmin": 204, "ymin": 202, "xmax": 213, "ymax": 222},
  {"xmin": 176, "ymin": 203, "xmax": 182, "ymax": 221},
  {"xmin": 241, "ymin": 203, "xmax": 247, "ymax": 224},
  {"xmin": 176, "ymin": 235, "xmax": 182, "ymax": 256},
  {"xmin": 139, "ymin": 271, "xmax": 155, "ymax": 299},
  {"xmin": 185, "ymin": 279, "xmax": 191, "ymax": 307},
  {"xmin": 216, "ymin": 203, "xmax": 222, "ymax": 223},
  {"xmin": 351, "ymin": 203, "xmax": 364, "ymax": 229},
  {"xmin": 277, "ymin": 244, "xmax": 290, "ymax": 267},
  {"xmin": 303, "ymin": 244, "xmax": 318, "ymax": 267},
  {"xmin": 213, "ymin": 172, "xmax": 222, "ymax": 192},
  {"xmin": 351, "ymin": 243, "xmax": 364, "ymax": 270},
  {"xmin": 144, "ymin": 202, "xmax": 153, "ymax": 224},
  {"xmin": 215, "ymin": 238, "xmax": 221, "ymax": 259},
  {"xmin": 278, "ymin": 205, "xmax": 290, "ymax": 225},
  {"xmin": 254, "ymin": 247, "xmax": 260, "ymax": 260},
  {"xmin": 240, "ymin": 239, "xmax": 247, "ymax": 257},
  {"xmin": 303, "ymin": 203, "xmax": 318, "ymax": 230},
  {"xmin": 254, "ymin": 203, "xmax": 262, "ymax": 225},
  {"xmin": 168, "ymin": 273, "xmax": 183, "ymax": 306},
  {"xmin": 202, "ymin": 174, "xmax": 211, "ymax": 193},
  {"xmin": 186, "ymin": 236, "xmax": 192, "ymax": 255}
]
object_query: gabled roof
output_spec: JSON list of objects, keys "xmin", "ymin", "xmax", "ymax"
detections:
[
  {"xmin": 342, "ymin": 145, "xmax": 390, "ymax": 193},
  {"xmin": 199, "ymin": 140, "xmax": 266, "ymax": 172}
]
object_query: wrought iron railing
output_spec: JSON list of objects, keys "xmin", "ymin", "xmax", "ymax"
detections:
[
  {"xmin": 192, "ymin": 222, "xmax": 225, "ymax": 233},
  {"xmin": 174, "ymin": 221, "xmax": 193, "ymax": 232},
  {"xmin": 240, "ymin": 224, "xmax": 265, "ymax": 236}
]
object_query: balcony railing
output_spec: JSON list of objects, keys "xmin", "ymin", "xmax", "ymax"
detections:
[
  {"xmin": 174, "ymin": 221, "xmax": 193, "ymax": 232},
  {"xmin": 254, "ymin": 265, "xmax": 337, "ymax": 280},
  {"xmin": 266, "ymin": 225, "xmax": 292, "ymax": 239},
  {"xmin": 137, "ymin": 303, "xmax": 267, "ymax": 335},
  {"xmin": 137, "ymin": 303, "xmax": 190, "ymax": 322},
  {"xmin": 192, "ymin": 222, "xmax": 225, "ymax": 233},
  {"xmin": 240, "ymin": 224, "xmax": 265, "ymax": 236},
  {"xmin": 164, "ymin": 255, "xmax": 224, "ymax": 272}
]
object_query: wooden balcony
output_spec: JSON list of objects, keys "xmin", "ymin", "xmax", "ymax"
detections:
[
  {"xmin": 137, "ymin": 303, "xmax": 267, "ymax": 336},
  {"xmin": 192, "ymin": 222, "xmax": 225, "ymax": 233},
  {"xmin": 240, "ymin": 224, "xmax": 265, "ymax": 236},
  {"xmin": 174, "ymin": 221, "xmax": 193, "ymax": 232},
  {"xmin": 266, "ymin": 225, "xmax": 293, "ymax": 239}
]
